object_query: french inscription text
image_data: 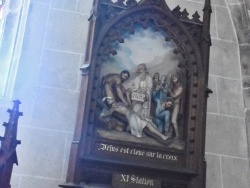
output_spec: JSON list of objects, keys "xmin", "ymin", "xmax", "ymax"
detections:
[{"xmin": 98, "ymin": 143, "xmax": 178, "ymax": 161}]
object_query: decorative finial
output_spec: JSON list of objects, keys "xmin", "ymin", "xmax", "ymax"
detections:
[
  {"xmin": 80, "ymin": 63, "xmax": 90, "ymax": 76},
  {"xmin": 203, "ymin": 0, "xmax": 212, "ymax": 13}
]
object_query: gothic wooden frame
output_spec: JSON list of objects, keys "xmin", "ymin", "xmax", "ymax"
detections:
[{"xmin": 60, "ymin": 0, "xmax": 212, "ymax": 188}]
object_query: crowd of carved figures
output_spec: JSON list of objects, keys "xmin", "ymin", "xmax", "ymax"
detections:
[{"xmin": 98, "ymin": 63, "xmax": 184, "ymax": 144}]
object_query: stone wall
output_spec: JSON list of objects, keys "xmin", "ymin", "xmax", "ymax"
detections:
[
  {"xmin": 1, "ymin": 0, "xmax": 92, "ymax": 187},
  {"xmin": 0, "ymin": 0, "xmax": 249, "ymax": 187}
]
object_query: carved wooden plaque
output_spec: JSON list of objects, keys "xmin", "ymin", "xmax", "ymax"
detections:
[{"xmin": 60, "ymin": 0, "xmax": 212, "ymax": 188}]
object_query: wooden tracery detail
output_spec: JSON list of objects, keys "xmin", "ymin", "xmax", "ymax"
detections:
[
  {"xmin": 0, "ymin": 100, "xmax": 22, "ymax": 188},
  {"xmin": 60, "ymin": 0, "xmax": 212, "ymax": 187}
]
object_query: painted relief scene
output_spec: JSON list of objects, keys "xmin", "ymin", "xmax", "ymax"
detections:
[{"xmin": 95, "ymin": 28, "xmax": 186, "ymax": 150}]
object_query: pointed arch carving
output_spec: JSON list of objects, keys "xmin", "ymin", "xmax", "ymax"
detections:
[
  {"xmin": 60, "ymin": 1, "xmax": 212, "ymax": 188},
  {"xmin": 86, "ymin": 0, "xmax": 205, "ymax": 164}
]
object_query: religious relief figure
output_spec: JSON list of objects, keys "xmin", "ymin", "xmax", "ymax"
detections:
[
  {"xmin": 152, "ymin": 97, "xmax": 173, "ymax": 136},
  {"xmin": 168, "ymin": 74, "xmax": 184, "ymax": 139},
  {"xmin": 100, "ymin": 70, "xmax": 131, "ymax": 106},
  {"xmin": 153, "ymin": 75, "xmax": 168, "ymax": 102},
  {"xmin": 128, "ymin": 63, "xmax": 153, "ymax": 118},
  {"xmin": 152, "ymin": 74, "xmax": 170, "ymax": 134},
  {"xmin": 152, "ymin": 72, "xmax": 160, "ymax": 90},
  {"xmin": 100, "ymin": 97, "xmax": 169, "ymax": 143}
]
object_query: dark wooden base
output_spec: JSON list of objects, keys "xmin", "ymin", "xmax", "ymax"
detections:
[{"xmin": 58, "ymin": 182, "xmax": 83, "ymax": 188}]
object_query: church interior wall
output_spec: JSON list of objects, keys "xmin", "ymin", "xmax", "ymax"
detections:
[{"xmin": 0, "ymin": 0, "xmax": 249, "ymax": 187}]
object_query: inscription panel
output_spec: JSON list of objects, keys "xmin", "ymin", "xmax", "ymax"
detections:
[
  {"xmin": 112, "ymin": 173, "xmax": 161, "ymax": 188},
  {"xmin": 92, "ymin": 142, "xmax": 184, "ymax": 167},
  {"xmin": 131, "ymin": 92, "xmax": 146, "ymax": 102}
]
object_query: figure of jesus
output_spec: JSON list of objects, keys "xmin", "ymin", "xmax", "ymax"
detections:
[{"xmin": 100, "ymin": 97, "xmax": 169, "ymax": 142}]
